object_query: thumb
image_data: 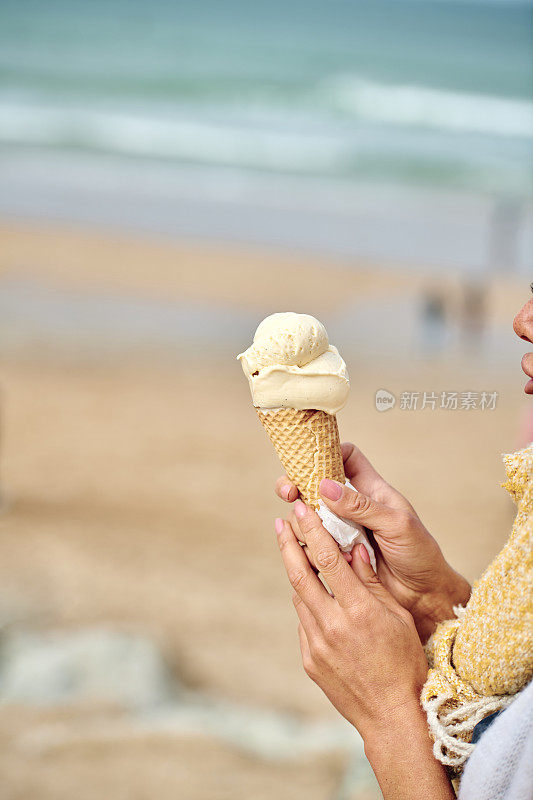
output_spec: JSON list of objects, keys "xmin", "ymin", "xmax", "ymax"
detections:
[
  {"xmin": 319, "ymin": 478, "xmax": 399, "ymax": 532},
  {"xmin": 351, "ymin": 543, "xmax": 398, "ymax": 610}
]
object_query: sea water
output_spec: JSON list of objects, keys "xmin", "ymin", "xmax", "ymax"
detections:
[{"xmin": 0, "ymin": 0, "xmax": 531, "ymax": 269}]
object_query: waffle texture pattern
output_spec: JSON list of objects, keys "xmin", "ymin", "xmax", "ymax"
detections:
[{"xmin": 256, "ymin": 407, "xmax": 345, "ymax": 507}]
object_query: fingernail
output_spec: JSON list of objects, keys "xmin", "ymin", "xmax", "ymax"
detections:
[
  {"xmin": 358, "ymin": 544, "xmax": 371, "ymax": 564},
  {"xmin": 282, "ymin": 484, "xmax": 291, "ymax": 501},
  {"xmin": 319, "ymin": 478, "xmax": 342, "ymax": 501},
  {"xmin": 274, "ymin": 518, "xmax": 284, "ymax": 535},
  {"xmin": 294, "ymin": 500, "xmax": 307, "ymax": 519}
]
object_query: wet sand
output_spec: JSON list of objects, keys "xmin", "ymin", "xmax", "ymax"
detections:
[
  {"xmin": 0, "ymin": 219, "xmax": 526, "ymax": 322},
  {"xmin": 0, "ymin": 220, "xmax": 529, "ymax": 799}
]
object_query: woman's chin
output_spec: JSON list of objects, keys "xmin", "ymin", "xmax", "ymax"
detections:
[{"xmin": 525, "ymin": 378, "xmax": 533, "ymax": 395}]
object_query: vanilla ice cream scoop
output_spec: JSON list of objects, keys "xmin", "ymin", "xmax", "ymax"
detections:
[
  {"xmin": 238, "ymin": 312, "xmax": 350, "ymax": 415},
  {"xmin": 243, "ymin": 312, "xmax": 329, "ymax": 370}
]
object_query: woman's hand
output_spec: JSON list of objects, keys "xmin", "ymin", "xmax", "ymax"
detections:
[
  {"xmin": 275, "ymin": 502, "xmax": 454, "ymax": 800},
  {"xmin": 275, "ymin": 501, "xmax": 427, "ymax": 737},
  {"xmin": 276, "ymin": 443, "xmax": 471, "ymax": 642}
]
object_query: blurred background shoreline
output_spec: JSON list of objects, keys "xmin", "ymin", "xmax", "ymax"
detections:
[
  {"xmin": 2, "ymin": 155, "xmax": 532, "ymax": 272},
  {"xmin": 1, "ymin": 0, "xmax": 532, "ymax": 274}
]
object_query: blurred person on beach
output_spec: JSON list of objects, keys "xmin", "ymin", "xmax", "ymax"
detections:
[{"xmin": 273, "ymin": 286, "xmax": 533, "ymax": 799}]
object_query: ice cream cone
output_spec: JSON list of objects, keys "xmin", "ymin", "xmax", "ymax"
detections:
[
  {"xmin": 256, "ymin": 407, "xmax": 345, "ymax": 508},
  {"xmin": 238, "ymin": 312, "xmax": 375, "ymax": 564}
]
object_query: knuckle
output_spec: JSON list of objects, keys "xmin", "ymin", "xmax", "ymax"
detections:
[
  {"xmin": 302, "ymin": 654, "xmax": 317, "ymax": 679},
  {"xmin": 297, "ymin": 508, "xmax": 321, "ymax": 536},
  {"xmin": 296, "ymin": 512, "xmax": 313, "ymax": 534},
  {"xmin": 292, "ymin": 592, "xmax": 304, "ymax": 608},
  {"xmin": 314, "ymin": 547, "xmax": 340, "ymax": 572},
  {"xmin": 322, "ymin": 618, "xmax": 341, "ymax": 643},
  {"xmin": 400, "ymin": 496, "xmax": 417, "ymax": 515},
  {"xmin": 277, "ymin": 530, "xmax": 290, "ymax": 550},
  {"xmin": 288, "ymin": 568, "xmax": 307, "ymax": 591},
  {"xmin": 364, "ymin": 570, "xmax": 382, "ymax": 588},
  {"xmin": 346, "ymin": 491, "xmax": 373, "ymax": 516},
  {"xmin": 346, "ymin": 600, "xmax": 367, "ymax": 625},
  {"xmin": 309, "ymin": 638, "xmax": 328, "ymax": 663},
  {"xmin": 397, "ymin": 510, "xmax": 414, "ymax": 529},
  {"xmin": 396, "ymin": 510, "xmax": 421, "ymax": 537}
]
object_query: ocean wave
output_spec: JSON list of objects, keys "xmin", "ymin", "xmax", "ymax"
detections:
[
  {"xmin": 0, "ymin": 101, "xmax": 354, "ymax": 173},
  {"xmin": 322, "ymin": 76, "xmax": 533, "ymax": 139},
  {"xmin": 0, "ymin": 92, "xmax": 530, "ymax": 195}
]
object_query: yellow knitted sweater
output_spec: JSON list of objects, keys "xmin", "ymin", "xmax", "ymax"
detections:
[{"xmin": 421, "ymin": 444, "xmax": 533, "ymax": 772}]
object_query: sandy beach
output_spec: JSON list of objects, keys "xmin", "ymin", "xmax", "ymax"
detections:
[{"xmin": 0, "ymin": 220, "xmax": 530, "ymax": 799}]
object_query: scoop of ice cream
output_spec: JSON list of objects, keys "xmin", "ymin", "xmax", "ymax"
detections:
[
  {"xmin": 237, "ymin": 312, "xmax": 349, "ymax": 415},
  {"xmin": 241, "ymin": 312, "xmax": 329, "ymax": 372}
]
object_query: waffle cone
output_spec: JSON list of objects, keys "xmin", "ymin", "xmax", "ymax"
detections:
[{"xmin": 256, "ymin": 407, "xmax": 345, "ymax": 508}]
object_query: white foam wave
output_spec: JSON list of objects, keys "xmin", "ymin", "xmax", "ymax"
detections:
[
  {"xmin": 0, "ymin": 101, "xmax": 352, "ymax": 173},
  {"xmin": 0, "ymin": 85, "xmax": 530, "ymax": 189},
  {"xmin": 323, "ymin": 76, "xmax": 533, "ymax": 138}
]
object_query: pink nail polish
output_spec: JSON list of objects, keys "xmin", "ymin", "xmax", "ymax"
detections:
[
  {"xmin": 275, "ymin": 518, "xmax": 284, "ymax": 535},
  {"xmin": 283, "ymin": 485, "xmax": 292, "ymax": 501},
  {"xmin": 319, "ymin": 478, "xmax": 342, "ymax": 501},
  {"xmin": 358, "ymin": 544, "xmax": 371, "ymax": 564},
  {"xmin": 294, "ymin": 500, "xmax": 307, "ymax": 519}
]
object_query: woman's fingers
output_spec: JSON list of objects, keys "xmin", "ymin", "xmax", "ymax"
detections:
[
  {"xmin": 341, "ymin": 443, "xmax": 414, "ymax": 512},
  {"xmin": 351, "ymin": 544, "xmax": 398, "ymax": 611},
  {"xmin": 289, "ymin": 509, "xmax": 305, "ymax": 543},
  {"xmin": 275, "ymin": 476, "xmax": 299, "ymax": 503},
  {"xmin": 296, "ymin": 622, "xmax": 314, "ymax": 677},
  {"xmin": 301, "ymin": 544, "xmax": 352, "ymax": 572},
  {"xmin": 274, "ymin": 445, "xmax": 412, "ymax": 512},
  {"xmin": 286, "ymin": 508, "xmax": 352, "ymax": 565},
  {"xmin": 293, "ymin": 501, "xmax": 369, "ymax": 611},
  {"xmin": 285, "ymin": 509, "xmax": 351, "ymax": 571},
  {"xmin": 319, "ymin": 479, "xmax": 404, "ymax": 536},
  {"xmin": 341, "ymin": 443, "xmax": 388, "ymax": 496},
  {"xmin": 293, "ymin": 592, "xmax": 321, "ymax": 638},
  {"xmin": 275, "ymin": 518, "xmax": 332, "ymax": 613}
]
